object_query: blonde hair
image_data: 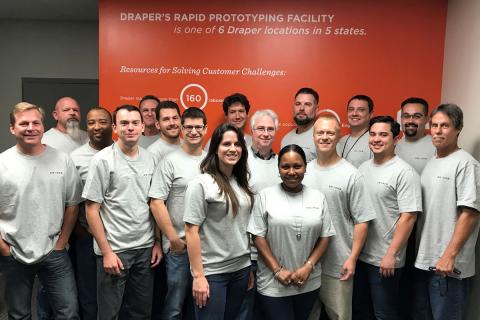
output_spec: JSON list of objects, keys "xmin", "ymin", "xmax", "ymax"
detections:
[{"xmin": 10, "ymin": 102, "xmax": 45, "ymax": 125}]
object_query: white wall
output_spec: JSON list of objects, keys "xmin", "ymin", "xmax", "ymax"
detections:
[
  {"xmin": 0, "ymin": 20, "xmax": 98, "ymax": 152},
  {"xmin": 442, "ymin": 1, "xmax": 480, "ymax": 319}
]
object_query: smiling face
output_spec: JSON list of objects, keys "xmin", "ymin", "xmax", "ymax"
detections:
[
  {"xmin": 87, "ymin": 109, "xmax": 112, "ymax": 147},
  {"xmin": 401, "ymin": 103, "xmax": 428, "ymax": 138},
  {"xmin": 313, "ymin": 117, "xmax": 341, "ymax": 155},
  {"xmin": 347, "ymin": 98, "xmax": 371, "ymax": 130},
  {"xmin": 293, "ymin": 93, "xmax": 316, "ymax": 126},
  {"xmin": 226, "ymin": 103, "xmax": 247, "ymax": 130},
  {"xmin": 113, "ymin": 109, "xmax": 144, "ymax": 147},
  {"xmin": 430, "ymin": 112, "xmax": 460, "ymax": 154},
  {"xmin": 217, "ymin": 130, "xmax": 242, "ymax": 173},
  {"xmin": 157, "ymin": 108, "xmax": 181, "ymax": 139},
  {"xmin": 369, "ymin": 122, "xmax": 397, "ymax": 158},
  {"xmin": 252, "ymin": 115, "xmax": 276, "ymax": 152},
  {"xmin": 279, "ymin": 151, "xmax": 306, "ymax": 192},
  {"xmin": 10, "ymin": 109, "xmax": 45, "ymax": 149},
  {"xmin": 181, "ymin": 117, "xmax": 206, "ymax": 147}
]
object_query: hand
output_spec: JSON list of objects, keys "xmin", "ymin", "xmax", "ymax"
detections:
[
  {"xmin": 151, "ymin": 242, "xmax": 163, "ymax": 267},
  {"xmin": 192, "ymin": 276, "xmax": 210, "ymax": 308},
  {"xmin": 103, "ymin": 251, "xmax": 124, "ymax": 275},
  {"xmin": 247, "ymin": 270, "xmax": 255, "ymax": 291},
  {"xmin": 53, "ymin": 240, "xmax": 67, "ymax": 251},
  {"xmin": 379, "ymin": 252, "xmax": 396, "ymax": 278},
  {"xmin": 291, "ymin": 264, "xmax": 312, "ymax": 287},
  {"xmin": 339, "ymin": 257, "xmax": 356, "ymax": 281},
  {"xmin": 435, "ymin": 254, "xmax": 456, "ymax": 277},
  {"xmin": 275, "ymin": 268, "xmax": 293, "ymax": 287},
  {"xmin": 170, "ymin": 238, "xmax": 186, "ymax": 252},
  {"xmin": 0, "ymin": 241, "xmax": 11, "ymax": 256}
]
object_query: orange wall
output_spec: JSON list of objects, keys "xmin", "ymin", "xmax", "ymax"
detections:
[{"xmin": 99, "ymin": 0, "xmax": 447, "ymax": 151}]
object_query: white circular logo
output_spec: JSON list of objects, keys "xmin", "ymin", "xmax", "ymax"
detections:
[{"xmin": 179, "ymin": 83, "xmax": 208, "ymax": 110}]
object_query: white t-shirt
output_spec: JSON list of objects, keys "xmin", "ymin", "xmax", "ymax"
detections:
[
  {"xmin": 183, "ymin": 174, "xmax": 252, "ymax": 276},
  {"xmin": 280, "ymin": 126, "xmax": 316, "ymax": 163},
  {"xmin": 336, "ymin": 132, "xmax": 372, "ymax": 168},
  {"xmin": 304, "ymin": 159, "xmax": 376, "ymax": 278},
  {"xmin": 147, "ymin": 137, "xmax": 181, "ymax": 162},
  {"xmin": 138, "ymin": 134, "xmax": 159, "ymax": 149},
  {"xmin": 247, "ymin": 149, "xmax": 281, "ymax": 193},
  {"xmin": 42, "ymin": 128, "xmax": 88, "ymax": 153},
  {"xmin": 149, "ymin": 148, "xmax": 206, "ymax": 252},
  {"xmin": 82, "ymin": 143, "xmax": 156, "ymax": 255},
  {"xmin": 396, "ymin": 135, "xmax": 436, "ymax": 174},
  {"xmin": 415, "ymin": 149, "xmax": 480, "ymax": 278},
  {"xmin": 248, "ymin": 184, "xmax": 335, "ymax": 297},
  {"xmin": 359, "ymin": 156, "xmax": 422, "ymax": 267},
  {"xmin": 0, "ymin": 146, "xmax": 82, "ymax": 264}
]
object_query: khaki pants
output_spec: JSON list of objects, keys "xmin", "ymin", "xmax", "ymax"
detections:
[{"xmin": 308, "ymin": 273, "xmax": 353, "ymax": 320}]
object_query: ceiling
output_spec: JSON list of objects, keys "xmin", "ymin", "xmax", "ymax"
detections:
[{"xmin": 0, "ymin": 0, "xmax": 98, "ymax": 21}]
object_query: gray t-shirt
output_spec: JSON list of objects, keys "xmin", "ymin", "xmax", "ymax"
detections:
[
  {"xmin": 147, "ymin": 137, "xmax": 181, "ymax": 162},
  {"xmin": 247, "ymin": 150, "xmax": 281, "ymax": 193},
  {"xmin": 138, "ymin": 134, "xmax": 159, "ymax": 149},
  {"xmin": 359, "ymin": 156, "xmax": 422, "ymax": 267},
  {"xmin": 183, "ymin": 174, "xmax": 252, "ymax": 276},
  {"xmin": 248, "ymin": 184, "xmax": 335, "ymax": 297},
  {"xmin": 396, "ymin": 135, "xmax": 436, "ymax": 174},
  {"xmin": 82, "ymin": 143, "xmax": 156, "ymax": 255},
  {"xmin": 415, "ymin": 149, "xmax": 480, "ymax": 278},
  {"xmin": 304, "ymin": 159, "xmax": 376, "ymax": 278},
  {"xmin": 149, "ymin": 149, "xmax": 206, "ymax": 252},
  {"xmin": 281, "ymin": 126, "xmax": 316, "ymax": 163},
  {"xmin": 0, "ymin": 146, "xmax": 82, "ymax": 264},
  {"xmin": 42, "ymin": 128, "xmax": 88, "ymax": 153},
  {"xmin": 336, "ymin": 132, "xmax": 372, "ymax": 168}
]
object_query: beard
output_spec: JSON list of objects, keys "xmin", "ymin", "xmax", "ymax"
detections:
[
  {"xmin": 294, "ymin": 115, "xmax": 313, "ymax": 126},
  {"xmin": 403, "ymin": 123, "xmax": 418, "ymax": 137},
  {"xmin": 66, "ymin": 120, "xmax": 83, "ymax": 142}
]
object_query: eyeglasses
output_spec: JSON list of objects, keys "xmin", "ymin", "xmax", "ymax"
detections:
[
  {"xmin": 401, "ymin": 113, "xmax": 425, "ymax": 120},
  {"xmin": 253, "ymin": 126, "xmax": 275, "ymax": 134},
  {"xmin": 182, "ymin": 125, "xmax": 205, "ymax": 132}
]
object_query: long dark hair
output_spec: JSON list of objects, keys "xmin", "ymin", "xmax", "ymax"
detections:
[{"xmin": 201, "ymin": 124, "xmax": 254, "ymax": 216}]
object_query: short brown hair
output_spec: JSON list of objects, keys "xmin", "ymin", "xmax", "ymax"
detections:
[{"xmin": 10, "ymin": 102, "xmax": 45, "ymax": 125}]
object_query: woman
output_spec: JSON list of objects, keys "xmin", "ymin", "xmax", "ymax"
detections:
[
  {"xmin": 184, "ymin": 123, "xmax": 255, "ymax": 320},
  {"xmin": 248, "ymin": 144, "xmax": 335, "ymax": 320}
]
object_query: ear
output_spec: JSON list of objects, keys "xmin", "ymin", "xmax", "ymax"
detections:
[
  {"xmin": 112, "ymin": 123, "xmax": 118, "ymax": 135},
  {"xmin": 9, "ymin": 124, "xmax": 15, "ymax": 135},
  {"xmin": 52, "ymin": 110, "xmax": 59, "ymax": 121},
  {"xmin": 154, "ymin": 120, "xmax": 160, "ymax": 130}
]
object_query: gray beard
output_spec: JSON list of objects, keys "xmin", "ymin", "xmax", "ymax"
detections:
[{"xmin": 66, "ymin": 120, "xmax": 82, "ymax": 142}]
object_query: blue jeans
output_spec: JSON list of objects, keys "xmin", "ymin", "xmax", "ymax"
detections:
[
  {"xmin": 352, "ymin": 260, "xmax": 402, "ymax": 320},
  {"xmin": 97, "ymin": 247, "xmax": 155, "ymax": 320},
  {"xmin": 162, "ymin": 249, "xmax": 192, "ymax": 320},
  {"xmin": 413, "ymin": 269, "xmax": 471, "ymax": 320},
  {"xmin": 236, "ymin": 260, "xmax": 261, "ymax": 320},
  {"xmin": 258, "ymin": 289, "xmax": 319, "ymax": 320},
  {"xmin": 195, "ymin": 266, "xmax": 251, "ymax": 320},
  {"xmin": 1, "ymin": 249, "xmax": 79, "ymax": 320},
  {"xmin": 73, "ymin": 232, "xmax": 97, "ymax": 320}
]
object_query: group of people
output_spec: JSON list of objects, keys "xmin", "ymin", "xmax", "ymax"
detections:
[{"xmin": 0, "ymin": 88, "xmax": 478, "ymax": 320}]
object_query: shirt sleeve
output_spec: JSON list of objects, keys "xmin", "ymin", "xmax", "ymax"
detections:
[
  {"xmin": 183, "ymin": 178, "xmax": 208, "ymax": 226},
  {"xmin": 397, "ymin": 166, "xmax": 422, "ymax": 214},
  {"xmin": 247, "ymin": 193, "xmax": 268, "ymax": 237},
  {"xmin": 148, "ymin": 157, "xmax": 174, "ymax": 200},
  {"xmin": 349, "ymin": 171, "xmax": 376, "ymax": 224},
  {"xmin": 456, "ymin": 160, "xmax": 480, "ymax": 212},
  {"xmin": 64, "ymin": 155, "xmax": 83, "ymax": 207},
  {"xmin": 319, "ymin": 196, "xmax": 336, "ymax": 237},
  {"xmin": 82, "ymin": 156, "xmax": 110, "ymax": 204}
]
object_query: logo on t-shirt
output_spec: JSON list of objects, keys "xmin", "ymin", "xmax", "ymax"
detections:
[{"xmin": 49, "ymin": 171, "xmax": 64, "ymax": 175}]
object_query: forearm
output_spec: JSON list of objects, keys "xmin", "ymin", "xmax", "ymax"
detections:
[
  {"xmin": 253, "ymin": 235, "xmax": 282, "ymax": 271},
  {"xmin": 185, "ymin": 224, "xmax": 205, "ymax": 278},
  {"xmin": 350, "ymin": 223, "xmax": 369, "ymax": 260},
  {"xmin": 56, "ymin": 205, "xmax": 78, "ymax": 248},
  {"xmin": 442, "ymin": 208, "xmax": 479, "ymax": 259},
  {"xmin": 307, "ymin": 236, "xmax": 330, "ymax": 265},
  {"xmin": 150, "ymin": 199, "xmax": 179, "ymax": 241},
  {"xmin": 0, "ymin": 236, "xmax": 10, "ymax": 254},
  {"xmin": 386, "ymin": 212, "xmax": 417, "ymax": 257},
  {"xmin": 86, "ymin": 201, "xmax": 112, "ymax": 255}
]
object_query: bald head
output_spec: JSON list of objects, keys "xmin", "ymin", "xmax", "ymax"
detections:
[{"xmin": 53, "ymin": 96, "xmax": 81, "ymax": 132}]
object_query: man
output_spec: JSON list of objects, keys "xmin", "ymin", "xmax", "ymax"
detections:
[
  {"xmin": 304, "ymin": 115, "xmax": 374, "ymax": 320},
  {"xmin": 70, "ymin": 107, "xmax": 113, "ymax": 320},
  {"xmin": 0, "ymin": 102, "xmax": 82, "ymax": 319},
  {"xmin": 138, "ymin": 95, "xmax": 160, "ymax": 148},
  {"xmin": 42, "ymin": 96, "xmax": 88, "ymax": 152},
  {"xmin": 281, "ymin": 87, "xmax": 318, "ymax": 162},
  {"xmin": 83, "ymin": 105, "xmax": 162, "ymax": 319},
  {"xmin": 353, "ymin": 116, "xmax": 421, "ymax": 320},
  {"xmin": 414, "ymin": 104, "xmax": 480, "ymax": 320},
  {"xmin": 396, "ymin": 97, "xmax": 436, "ymax": 174},
  {"xmin": 336, "ymin": 95, "xmax": 374, "ymax": 167},
  {"xmin": 149, "ymin": 107, "xmax": 207, "ymax": 320},
  {"xmin": 147, "ymin": 100, "xmax": 182, "ymax": 162},
  {"xmin": 204, "ymin": 93, "xmax": 252, "ymax": 150}
]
